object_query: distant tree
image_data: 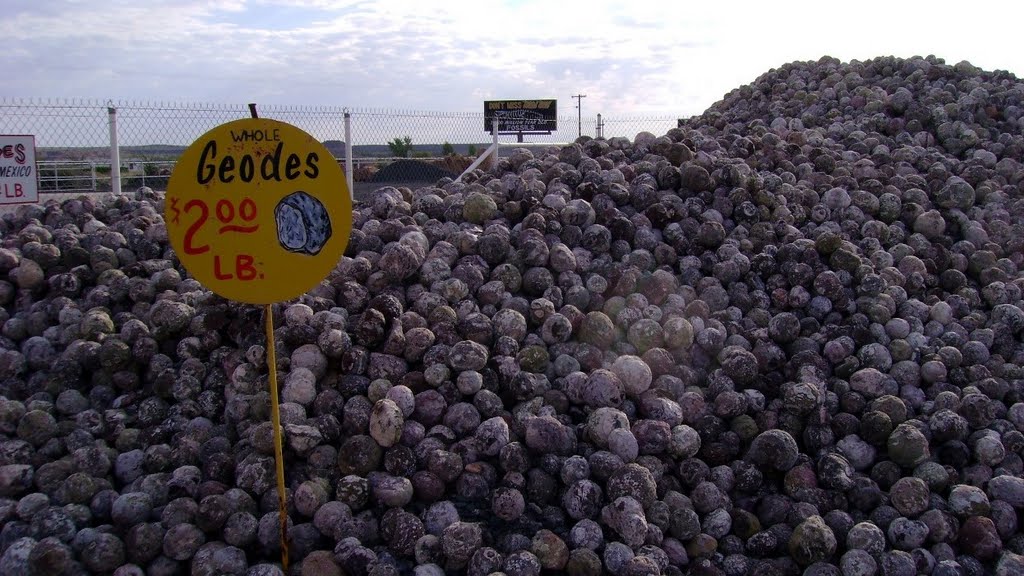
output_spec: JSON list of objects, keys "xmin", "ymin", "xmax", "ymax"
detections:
[
  {"xmin": 387, "ymin": 136, "xmax": 413, "ymax": 158},
  {"xmin": 467, "ymin": 144, "xmax": 478, "ymax": 156},
  {"xmin": 412, "ymin": 151, "xmax": 431, "ymax": 158},
  {"xmin": 442, "ymin": 141, "xmax": 455, "ymax": 156}
]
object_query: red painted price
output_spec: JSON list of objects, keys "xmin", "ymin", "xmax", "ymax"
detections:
[
  {"xmin": 182, "ymin": 199, "xmax": 209, "ymax": 255},
  {"xmin": 173, "ymin": 196, "xmax": 264, "ymax": 282},
  {"xmin": 178, "ymin": 197, "xmax": 260, "ymax": 256}
]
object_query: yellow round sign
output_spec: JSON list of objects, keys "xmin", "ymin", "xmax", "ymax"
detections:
[{"xmin": 166, "ymin": 118, "xmax": 351, "ymax": 304}]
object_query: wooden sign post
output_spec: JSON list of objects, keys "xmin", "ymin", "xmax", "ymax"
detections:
[{"xmin": 166, "ymin": 107, "xmax": 351, "ymax": 570}]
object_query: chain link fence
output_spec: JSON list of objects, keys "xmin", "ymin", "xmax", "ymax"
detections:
[{"xmin": 0, "ymin": 98, "xmax": 678, "ymax": 199}]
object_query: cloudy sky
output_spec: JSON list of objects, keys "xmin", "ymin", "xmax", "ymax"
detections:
[{"xmin": 6, "ymin": 0, "xmax": 1024, "ymax": 119}]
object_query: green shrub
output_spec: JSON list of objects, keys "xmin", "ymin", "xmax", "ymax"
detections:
[{"xmin": 387, "ymin": 136, "xmax": 413, "ymax": 157}]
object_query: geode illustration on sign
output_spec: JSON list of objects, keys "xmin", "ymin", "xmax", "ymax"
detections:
[{"xmin": 274, "ymin": 190, "xmax": 333, "ymax": 255}]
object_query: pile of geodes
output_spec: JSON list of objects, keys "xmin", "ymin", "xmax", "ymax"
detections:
[{"xmin": 2, "ymin": 54, "xmax": 1024, "ymax": 576}]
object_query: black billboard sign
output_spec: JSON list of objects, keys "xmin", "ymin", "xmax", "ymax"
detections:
[{"xmin": 484, "ymin": 99, "xmax": 557, "ymax": 134}]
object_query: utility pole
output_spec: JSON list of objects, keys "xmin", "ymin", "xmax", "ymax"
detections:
[{"xmin": 572, "ymin": 94, "xmax": 587, "ymax": 138}]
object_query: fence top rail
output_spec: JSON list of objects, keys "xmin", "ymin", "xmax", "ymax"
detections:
[
  {"xmin": 1, "ymin": 97, "xmax": 679, "ymax": 121},
  {"xmin": 0, "ymin": 97, "xmax": 124, "ymax": 108},
  {"xmin": 0, "ymin": 97, "xmax": 350, "ymax": 113}
]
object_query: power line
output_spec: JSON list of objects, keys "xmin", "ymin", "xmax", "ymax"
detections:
[{"xmin": 572, "ymin": 93, "xmax": 586, "ymax": 139}]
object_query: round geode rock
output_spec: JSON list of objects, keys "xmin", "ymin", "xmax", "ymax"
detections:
[
  {"xmin": 958, "ymin": 516, "xmax": 1002, "ymax": 561},
  {"xmin": 745, "ymin": 429, "xmax": 799, "ymax": 471},
  {"xmin": 463, "ymin": 192, "xmax": 498, "ymax": 224},
  {"xmin": 606, "ymin": 463, "xmax": 657, "ymax": 509},
  {"xmin": 586, "ymin": 407, "xmax": 630, "ymax": 448},
  {"xmin": 948, "ymin": 484, "xmax": 991, "ymax": 517},
  {"xmin": 579, "ymin": 312, "xmax": 616, "ymax": 349},
  {"xmin": 987, "ymin": 475, "xmax": 1024, "ymax": 507},
  {"xmin": 610, "ymin": 355, "xmax": 652, "ymax": 397},
  {"xmin": 887, "ymin": 422, "xmax": 930, "ymax": 468},
  {"xmin": 889, "ymin": 476, "xmax": 930, "ymax": 517},
  {"xmin": 369, "ymin": 398, "xmax": 404, "ymax": 448},
  {"xmin": 441, "ymin": 521, "xmax": 483, "ymax": 568},
  {"xmin": 524, "ymin": 416, "xmax": 576, "ymax": 456},
  {"xmin": 789, "ymin": 515, "xmax": 837, "ymax": 566},
  {"xmin": 582, "ymin": 369, "xmax": 625, "ymax": 408},
  {"xmin": 83, "ymin": 532, "xmax": 126, "ymax": 573},
  {"xmin": 448, "ymin": 340, "xmax": 489, "ymax": 372}
]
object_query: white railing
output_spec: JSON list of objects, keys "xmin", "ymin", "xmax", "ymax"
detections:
[
  {"xmin": 36, "ymin": 161, "xmax": 105, "ymax": 193},
  {"xmin": 36, "ymin": 160, "xmax": 175, "ymax": 193}
]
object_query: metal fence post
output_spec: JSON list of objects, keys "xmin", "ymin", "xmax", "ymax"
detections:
[
  {"xmin": 492, "ymin": 120, "xmax": 499, "ymax": 162},
  {"xmin": 344, "ymin": 110, "xmax": 353, "ymax": 200},
  {"xmin": 108, "ymin": 104, "xmax": 121, "ymax": 194},
  {"xmin": 91, "ymin": 161, "xmax": 97, "ymax": 192}
]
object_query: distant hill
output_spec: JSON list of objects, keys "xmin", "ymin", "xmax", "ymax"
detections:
[
  {"xmin": 37, "ymin": 141, "xmax": 558, "ymax": 162},
  {"xmin": 323, "ymin": 140, "xmax": 346, "ymax": 158}
]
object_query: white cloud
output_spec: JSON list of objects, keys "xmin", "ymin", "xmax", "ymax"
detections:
[{"xmin": 3, "ymin": 0, "xmax": 1023, "ymax": 124}]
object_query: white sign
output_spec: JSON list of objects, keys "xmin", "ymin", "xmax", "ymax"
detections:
[{"xmin": 0, "ymin": 135, "xmax": 38, "ymax": 205}]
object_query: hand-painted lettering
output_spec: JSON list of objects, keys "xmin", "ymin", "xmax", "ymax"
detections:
[
  {"xmin": 230, "ymin": 128, "xmax": 281, "ymax": 142},
  {"xmin": 1, "ymin": 183, "xmax": 25, "ymax": 197},
  {"xmin": 214, "ymin": 254, "xmax": 261, "ymax": 281},
  {"xmin": 304, "ymin": 153, "xmax": 319, "ymax": 178},
  {"xmin": 260, "ymin": 142, "xmax": 284, "ymax": 181},
  {"xmin": 285, "ymin": 154, "xmax": 301, "ymax": 179},
  {"xmin": 197, "ymin": 138, "xmax": 318, "ymax": 185},
  {"xmin": 0, "ymin": 143, "xmax": 26, "ymax": 164},
  {"xmin": 197, "ymin": 140, "xmax": 217, "ymax": 184}
]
